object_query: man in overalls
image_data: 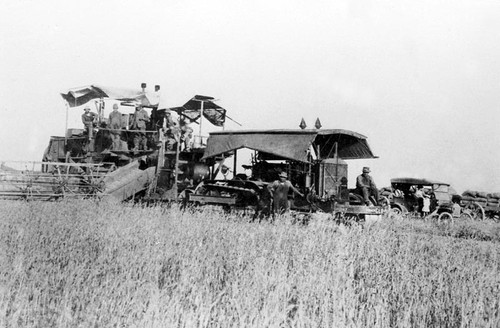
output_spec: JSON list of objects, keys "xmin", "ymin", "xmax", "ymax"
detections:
[
  {"xmin": 268, "ymin": 172, "xmax": 304, "ymax": 215},
  {"xmin": 108, "ymin": 103, "xmax": 123, "ymax": 150},
  {"xmin": 81, "ymin": 106, "xmax": 97, "ymax": 139}
]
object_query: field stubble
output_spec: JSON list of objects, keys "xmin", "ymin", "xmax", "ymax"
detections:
[{"xmin": 0, "ymin": 200, "xmax": 499, "ymax": 327}]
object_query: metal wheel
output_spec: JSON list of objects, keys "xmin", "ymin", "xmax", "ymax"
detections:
[
  {"xmin": 386, "ymin": 210, "xmax": 401, "ymax": 220},
  {"xmin": 437, "ymin": 212, "xmax": 454, "ymax": 223},
  {"xmin": 391, "ymin": 207, "xmax": 402, "ymax": 215},
  {"xmin": 425, "ymin": 209, "xmax": 439, "ymax": 222},
  {"xmin": 194, "ymin": 184, "xmax": 220, "ymax": 197},
  {"xmin": 458, "ymin": 212, "xmax": 473, "ymax": 222},
  {"xmin": 388, "ymin": 204, "xmax": 407, "ymax": 219},
  {"xmin": 464, "ymin": 202, "xmax": 485, "ymax": 220},
  {"xmin": 378, "ymin": 196, "xmax": 391, "ymax": 213}
]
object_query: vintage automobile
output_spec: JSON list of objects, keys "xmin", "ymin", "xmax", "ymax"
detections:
[{"xmin": 388, "ymin": 177, "xmax": 456, "ymax": 217}]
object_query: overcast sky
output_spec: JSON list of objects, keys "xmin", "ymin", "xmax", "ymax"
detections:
[{"xmin": 1, "ymin": 0, "xmax": 499, "ymax": 192}]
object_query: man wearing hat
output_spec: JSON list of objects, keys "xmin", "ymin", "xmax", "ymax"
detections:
[
  {"xmin": 268, "ymin": 171, "xmax": 304, "ymax": 215},
  {"xmin": 356, "ymin": 167, "xmax": 379, "ymax": 206},
  {"xmin": 130, "ymin": 103, "xmax": 150, "ymax": 151},
  {"xmin": 181, "ymin": 124, "xmax": 194, "ymax": 151},
  {"xmin": 81, "ymin": 106, "xmax": 97, "ymax": 138},
  {"xmin": 108, "ymin": 104, "xmax": 123, "ymax": 150},
  {"xmin": 164, "ymin": 110, "xmax": 175, "ymax": 130}
]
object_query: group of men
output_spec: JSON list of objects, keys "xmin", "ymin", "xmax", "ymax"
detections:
[
  {"xmin": 163, "ymin": 112, "xmax": 194, "ymax": 152},
  {"xmin": 81, "ymin": 103, "xmax": 150, "ymax": 152},
  {"xmin": 82, "ymin": 102, "xmax": 198, "ymax": 154}
]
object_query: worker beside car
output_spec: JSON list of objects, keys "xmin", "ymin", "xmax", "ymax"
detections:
[
  {"xmin": 356, "ymin": 167, "xmax": 379, "ymax": 206},
  {"xmin": 422, "ymin": 191, "xmax": 431, "ymax": 217},
  {"xmin": 411, "ymin": 186, "xmax": 425, "ymax": 213}
]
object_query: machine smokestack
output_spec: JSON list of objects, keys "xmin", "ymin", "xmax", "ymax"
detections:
[
  {"xmin": 315, "ymin": 118, "xmax": 322, "ymax": 129},
  {"xmin": 299, "ymin": 118, "xmax": 307, "ymax": 129}
]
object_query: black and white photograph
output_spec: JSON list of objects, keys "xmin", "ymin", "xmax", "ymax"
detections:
[{"xmin": 1, "ymin": 0, "xmax": 499, "ymax": 327}]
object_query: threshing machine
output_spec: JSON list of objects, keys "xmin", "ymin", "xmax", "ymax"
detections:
[{"xmin": 0, "ymin": 84, "xmax": 226, "ymax": 202}]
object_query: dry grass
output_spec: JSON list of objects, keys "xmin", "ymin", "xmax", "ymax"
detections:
[{"xmin": 0, "ymin": 200, "xmax": 499, "ymax": 327}]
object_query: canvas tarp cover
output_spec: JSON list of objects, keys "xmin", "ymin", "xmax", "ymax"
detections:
[
  {"xmin": 314, "ymin": 129, "xmax": 377, "ymax": 160},
  {"xmin": 202, "ymin": 129, "xmax": 377, "ymax": 162},
  {"xmin": 61, "ymin": 85, "xmax": 161, "ymax": 108},
  {"xmin": 202, "ymin": 130, "xmax": 317, "ymax": 162},
  {"xmin": 170, "ymin": 95, "xmax": 226, "ymax": 127}
]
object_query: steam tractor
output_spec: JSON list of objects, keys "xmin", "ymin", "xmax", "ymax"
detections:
[{"xmin": 186, "ymin": 129, "xmax": 385, "ymax": 220}]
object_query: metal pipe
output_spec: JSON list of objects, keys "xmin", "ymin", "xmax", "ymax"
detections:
[
  {"xmin": 2, "ymin": 160, "xmax": 107, "ymax": 167},
  {"xmin": 199, "ymin": 100, "xmax": 204, "ymax": 141},
  {"xmin": 173, "ymin": 132, "xmax": 180, "ymax": 198},
  {"xmin": 306, "ymin": 161, "xmax": 311, "ymax": 188},
  {"xmin": 233, "ymin": 149, "xmax": 238, "ymax": 178},
  {"xmin": 64, "ymin": 102, "xmax": 69, "ymax": 147}
]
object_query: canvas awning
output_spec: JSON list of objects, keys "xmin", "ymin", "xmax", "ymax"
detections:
[
  {"xmin": 201, "ymin": 129, "xmax": 377, "ymax": 162},
  {"xmin": 61, "ymin": 85, "xmax": 160, "ymax": 108},
  {"xmin": 314, "ymin": 129, "xmax": 377, "ymax": 160},
  {"xmin": 170, "ymin": 95, "xmax": 226, "ymax": 127},
  {"xmin": 202, "ymin": 130, "xmax": 318, "ymax": 162}
]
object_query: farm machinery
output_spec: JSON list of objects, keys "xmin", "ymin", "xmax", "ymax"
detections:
[
  {"xmin": 0, "ymin": 84, "xmax": 224, "ymax": 202},
  {"xmin": 185, "ymin": 129, "xmax": 386, "ymax": 220},
  {"xmin": 0, "ymin": 83, "xmax": 386, "ymax": 220},
  {"xmin": 459, "ymin": 190, "xmax": 500, "ymax": 220}
]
